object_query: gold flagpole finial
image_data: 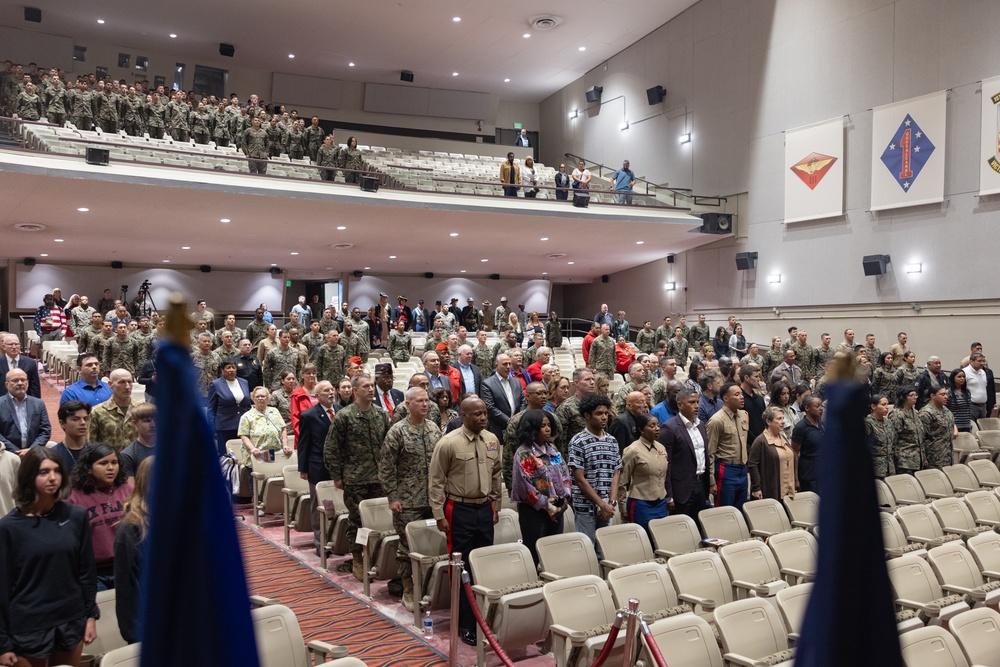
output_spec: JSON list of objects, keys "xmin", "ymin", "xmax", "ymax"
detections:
[
  {"xmin": 164, "ymin": 292, "xmax": 194, "ymax": 343},
  {"xmin": 828, "ymin": 350, "xmax": 857, "ymax": 383}
]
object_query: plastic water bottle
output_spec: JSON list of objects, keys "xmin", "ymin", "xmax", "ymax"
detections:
[{"xmin": 422, "ymin": 610, "xmax": 433, "ymax": 639}]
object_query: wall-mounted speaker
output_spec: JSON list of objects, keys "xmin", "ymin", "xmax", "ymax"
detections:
[
  {"xmin": 734, "ymin": 252, "xmax": 758, "ymax": 271},
  {"xmin": 219, "ymin": 43, "xmax": 235, "ymax": 58},
  {"xmin": 199, "ymin": 265, "xmax": 212, "ymax": 273},
  {"xmin": 23, "ymin": 257, "xmax": 36, "ymax": 266},
  {"xmin": 489, "ymin": 274, "xmax": 500, "ymax": 281},
  {"xmin": 111, "ymin": 261, "xmax": 123, "ymax": 269},
  {"xmin": 24, "ymin": 7, "xmax": 41, "ymax": 22},
  {"xmin": 269, "ymin": 267, "xmax": 282, "ymax": 275},
  {"xmin": 667, "ymin": 254, "xmax": 675, "ymax": 264},
  {"xmin": 86, "ymin": 147, "xmax": 109, "ymax": 166},
  {"xmin": 601, "ymin": 275, "xmax": 609, "ymax": 283},
  {"xmin": 400, "ymin": 70, "xmax": 414, "ymax": 83},
  {"xmin": 646, "ymin": 85, "xmax": 666, "ymax": 105},
  {"xmin": 424, "ymin": 272, "xmax": 434, "ymax": 279},
  {"xmin": 699, "ymin": 212, "xmax": 734, "ymax": 234},
  {"xmin": 352, "ymin": 270, "xmax": 364, "ymax": 278},
  {"xmin": 862, "ymin": 254, "xmax": 890, "ymax": 276},
  {"xmin": 585, "ymin": 86, "xmax": 603, "ymax": 103}
]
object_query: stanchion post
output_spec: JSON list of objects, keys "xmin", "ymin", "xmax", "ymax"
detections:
[
  {"xmin": 620, "ymin": 598, "xmax": 640, "ymax": 667},
  {"xmin": 362, "ymin": 537, "xmax": 371, "ymax": 599},
  {"xmin": 449, "ymin": 551, "xmax": 463, "ymax": 667}
]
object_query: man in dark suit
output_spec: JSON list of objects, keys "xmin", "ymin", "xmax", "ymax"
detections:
[
  {"xmin": 0, "ymin": 334, "xmax": 42, "ymax": 399},
  {"xmin": 608, "ymin": 390, "xmax": 647, "ymax": 453},
  {"xmin": 480, "ymin": 353, "xmax": 524, "ymax": 443},
  {"xmin": 455, "ymin": 345, "xmax": 482, "ymax": 397},
  {"xmin": 372, "ymin": 363, "xmax": 405, "ymax": 419},
  {"xmin": 0, "ymin": 368, "xmax": 52, "ymax": 454},
  {"xmin": 659, "ymin": 387, "xmax": 709, "ymax": 520},
  {"xmin": 297, "ymin": 380, "xmax": 336, "ymax": 554}
]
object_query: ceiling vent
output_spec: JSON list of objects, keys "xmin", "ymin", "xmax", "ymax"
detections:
[
  {"xmin": 14, "ymin": 223, "xmax": 46, "ymax": 232},
  {"xmin": 331, "ymin": 243, "xmax": 355, "ymax": 250},
  {"xmin": 546, "ymin": 252, "xmax": 567, "ymax": 259},
  {"xmin": 530, "ymin": 16, "xmax": 562, "ymax": 31}
]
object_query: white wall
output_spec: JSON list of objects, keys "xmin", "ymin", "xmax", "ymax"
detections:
[{"xmin": 344, "ymin": 276, "xmax": 551, "ymax": 318}]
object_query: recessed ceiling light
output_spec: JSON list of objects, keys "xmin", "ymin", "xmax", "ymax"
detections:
[
  {"xmin": 481, "ymin": 258, "xmax": 488, "ymax": 262},
  {"xmin": 504, "ymin": 78, "xmax": 511, "ymax": 83},
  {"xmin": 450, "ymin": 232, "xmax": 458, "ymax": 237},
  {"xmin": 76, "ymin": 207, "xmax": 89, "ymax": 212},
  {"xmin": 40, "ymin": 253, "xmax": 49, "ymax": 257},
  {"xmin": 336, "ymin": 226, "xmax": 346, "ymax": 230},
  {"xmin": 523, "ymin": 33, "xmax": 531, "ymax": 38},
  {"xmin": 452, "ymin": 72, "xmax": 459, "ymax": 76},
  {"xmin": 578, "ymin": 46, "xmax": 586, "ymax": 51},
  {"xmin": 220, "ymin": 218, "xmax": 230, "ymax": 223},
  {"xmin": 567, "ymin": 261, "xmax": 574, "ymax": 265},
  {"xmin": 540, "ymin": 237, "xmax": 549, "ymax": 241},
  {"xmin": 162, "ymin": 259, "xmax": 170, "ymax": 263},
  {"xmin": 169, "ymin": 33, "xmax": 177, "ymax": 38},
  {"xmin": 181, "ymin": 246, "xmax": 191, "ymax": 250},
  {"xmin": 288, "ymin": 54, "xmax": 295, "ymax": 59},
  {"xmin": 389, "ymin": 255, "xmax": 397, "ymax": 259},
  {"xmin": 636, "ymin": 241, "xmax": 644, "ymax": 245},
  {"xmin": 348, "ymin": 62, "xmax": 355, "ymax": 67},
  {"xmin": 542, "ymin": 272, "xmax": 548, "ymax": 275},
  {"xmin": 452, "ymin": 16, "xmax": 461, "ymax": 22},
  {"xmin": 364, "ymin": 266, "xmax": 371, "ymax": 270},
  {"xmin": 290, "ymin": 252, "xmax": 299, "ymax": 255},
  {"xmin": 97, "ymin": 19, "xmax": 105, "ymax": 24},
  {"xmin": 460, "ymin": 270, "xmax": 467, "ymax": 273},
  {"xmin": 271, "ymin": 263, "xmax": 277, "ymax": 267},
  {"xmin": 54, "ymin": 238, "xmax": 64, "ymax": 242}
]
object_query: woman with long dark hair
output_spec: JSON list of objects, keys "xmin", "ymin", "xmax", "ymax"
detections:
[
  {"xmin": 712, "ymin": 326, "xmax": 730, "ymax": 359},
  {"xmin": 510, "ymin": 410, "xmax": 571, "ymax": 564},
  {"xmin": 114, "ymin": 456, "xmax": 154, "ymax": 644},
  {"xmin": 0, "ymin": 448, "xmax": 99, "ymax": 667},
  {"xmin": 946, "ymin": 368, "xmax": 973, "ymax": 433},
  {"xmin": 67, "ymin": 443, "xmax": 133, "ymax": 591}
]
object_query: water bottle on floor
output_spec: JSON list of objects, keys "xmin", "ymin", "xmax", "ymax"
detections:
[{"xmin": 423, "ymin": 610, "xmax": 433, "ymax": 639}]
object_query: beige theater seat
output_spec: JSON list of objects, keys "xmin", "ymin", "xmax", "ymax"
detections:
[
  {"xmin": 948, "ymin": 607, "xmax": 1000, "ymax": 667},
  {"xmin": 358, "ymin": 497, "xmax": 400, "ymax": 581},
  {"xmin": 536, "ymin": 532, "xmax": 601, "ymax": 582},
  {"xmin": 665, "ymin": 550, "xmax": 735, "ymax": 619},
  {"xmin": 887, "ymin": 474, "xmax": 930, "ymax": 506},
  {"xmin": 931, "ymin": 498, "xmax": 993, "ymax": 539},
  {"xmin": 944, "ymin": 464, "xmax": 985, "ymax": 494},
  {"xmin": 967, "ymin": 531, "xmax": 1000, "ymax": 581},
  {"xmin": 640, "ymin": 614, "xmax": 723, "ymax": 667},
  {"xmin": 916, "ymin": 469, "xmax": 965, "ymax": 499},
  {"xmin": 315, "ymin": 481, "xmax": 350, "ymax": 570},
  {"xmin": 251, "ymin": 450, "xmax": 295, "ymax": 526},
  {"xmin": 282, "ymin": 465, "xmax": 312, "ymax": 547},
  {"xmin": 782, "ymin": 492, "xmax": 820, "ymax": 532},
  {"xmin": 968, "ymin": 459, "xmax": 1000, "ymax": 488},
  {"xmin": 896, "ymin": 504, "xmax": 965, "ymax": 547},
  {"xmin": 595, "ymin": 523, "xmax": 660, "ymax": 575},
  {"xmin": 926, "ymin": 541, "xmax": 1000, "ymax": 609},
  {"xmin": 887, "ymin": 556, "xmax": 970, "ymax": 623},
  {"xmin": 406, "ymin": 519, "xmax": 450, "ymax": 627},
  {"xmin": 898, "ymin": 625, "xmax": 971, "ymax": 667},
  {"xmin": 767, "ymin": 529, "xmax": 818, "ymax": 585},
  {"xmin": 542, "ymin": 575, "xmax": 630, "ymax": 667},
  {"xmin": 881, "ymin": 512, "xmax": 930, "ymax": 559},
  {"xmin": 698, "ymin": 506, "xmax": 753, "ymax": 543},
  {"xmin": 648, "ymin": 514, "xmax": 705, "ymax": 559},
  {"xmin": 876, "ymin": 478, "xmax": 898, "ymax": 512},
  {"xmin": 719, "ymin": 539, "xmax": 790, "ymax": 600},
  {"xmin": 775, "ymin": 583, "xmax": 811, "ymax": 641},
  {"xmin": 494, "ymin": 508, "xmax": 522, "ymax": 545},
  {"xmin": 714, "ymin": 597, "xmax": 796, "ymax": 667},
  {"xmin": 742, "ymin": 498, "xmax": 794, "ymax": 539},
  {"xmin": 964, "ymin": 490, "xmax": 1000, "ymax": 527},
  {"xmin": 606, "ymin": 562, "xmax": 691, "ymax": 619}
]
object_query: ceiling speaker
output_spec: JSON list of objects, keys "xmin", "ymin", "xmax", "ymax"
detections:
[
  {"xmin": 424, "ymin": 272, "xmax": 434, "ymax": 279},
  {"xmin": 111, "ymin": 261, "xmax": 124, "ymax": 269},
  {"xmin": 200, "ymin": 265, "xmax": 212, "ymax": 273},
  {"xmin": 862, "ymin": 254, "xmax": 890, "ymax": 276},
  {"xmin": 24, "ymin": 7, "xmax": 41, "ymax": 22},
  {"xmin": 269, "ymin": 267, "xmax": 282, "ymax": 275},
  {"xmin": 489, "ymin": 274, "xmax": 500, "ymax": 281},
  {"xmin": 352, "ymin": 270, "xmax": 364, "ymax": 278},
  {"xmin": 219, "ymin": 43, "xmax": 235, "ymax": 58},
  {"xmin": 585, "ymin": 86, "xmax": 603, "ymax": 103},
  {"xmin": 734, "ymin": 252, "xmax": 758, "ymax": 271},
  {"xmin": 400, "ymin": 70, "xmax": 414, "ymax": 83},
  {"xmin": 646, "ymin": 85, "xmax": 666, "ymax": 105},
  {"xmin": 23, "ymin": 257, "xmax": 36, "ymax": 266}
]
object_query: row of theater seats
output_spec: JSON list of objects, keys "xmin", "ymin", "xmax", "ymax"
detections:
[{"xmin": 74, "ymin": 589, "xmax": 366, "ymax": 667}]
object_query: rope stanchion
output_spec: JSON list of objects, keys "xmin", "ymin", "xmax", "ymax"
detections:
[
  {"xmin": 461, "ymin": 572, "xmax": 517, "ymax": 667},
  {"xmin": 448, "ymin": 552, "xmax": 462, "ymax": 667},
  {"xmin": 585, "ymin": 613, "xmax": 623, "ymax": 667},
  {"xmin": 640, "ymin": 619, "xmax": 669, "ymax": 667},
  {"xmin": 620, "ymin": 599, "xmax": 640, "ymax": 667}
]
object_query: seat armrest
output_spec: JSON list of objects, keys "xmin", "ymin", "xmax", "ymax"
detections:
[
  {"xmin": 281, "ymin": 487, "xmax": 299, "ymax": 498},
  {"xmin": 977, "ymin": 481, "xmax": 1000, "ymax": 488},
  {"xmin": 306, "ymin": 639, "xmax": 348, "ymax": 662},
  {"xmin": 251, "ymin": 471, "xmax": 266, "ymax": 480},
  {"xmin": 723, "ymin": 653, "xmax": 762, "ymax": 667},
  {"xmin": 654, "ymin": 548, "xmax": 678, "ymax": 559},
  {"xmin": 941, "ymin": 583, "xmax": 974, "ymax": 597},
  {"xmin": 895, "ymin": 498, "xmax": 920, "ymax": 505},
  {"xmin": 677, "ymin": 593, "xmax": 716, "ymax": 612},
  {"xmin": 982, "ymin": 569, "xmax": 1000, "ymax": 581},
  {"xmin": 788, "ymin": 631, "xmax": 800, "ymax": 643},
  {"xmin": 548, "ymin": 624, "xmax": 577, "ymax": 640},
  {"xmin": 471, "ymin": 584, "xmax": 492, "ymax": 598},
  {"xmin": 779, "ymin": 567, "xmax": 815, "ymax": 583},
  {"xmin": 599, "ymin": 558, "xmax": 626, "ymax": 571},
  {"xmin": 731, "ymin": 579, "xmax": 755, "ymax": 592},
  {"xmin": 750, "ymin": 529, "xmax": 774, "ymax": 538},
  {"xmin": 539, "ymin": 571, "xmax": 562, "ymax": 582},
  {"xmin": 923, "ymin": 491, "xmax": 948, "ymax": 500},
  {"xmin": 885, "ymin": 544, "xmax": 928, "ymax": 559},
  {"xmin": 790, "ymin": 520, "xmax": 815, "ymax": 530},
  {"xmin": 249, "ymin": 595, "xmax": 280, "ymax": 607},
  {"xmin": 974, "ymin": 518, "xmax": 1000, "ymax": 527}
]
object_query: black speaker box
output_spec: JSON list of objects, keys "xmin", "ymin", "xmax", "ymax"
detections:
[
  {"xmin": 111, "ymin": 261, "xmax": 124, "ymax": 269},
  {"xmin": 585, "ymin": 86, "xmax": 603, "ymax": 103},
  {"xmin": 269, "ymin": 267, "xmax": 282, "ymax": 275},
  {"xmin": 353, "ymin": 270, "xmax": 364, "ymax": 278},
  {"xmin": 734, "ymin": 252, "xmax": 758, "ymax": 271},
  {"xmin": 862, "ymin": 254, "xmax": 890, "ymax": 276},
  {"xmin": 489, "ymin": 274, "xmax": 500, "ymax": 281},
  {"xmin": 699, "ymin": 213, "xmax": 734, "ymax": 234},
  {"xmin": 219, "ymin": 43, "xmax": 235, "ymax": 57},
  {"xmin": 359, "ymin": 175, "xmax": 379, "ymax": 192},
  {"xmin": 23, "ymin": 257, "xmax": 36, "ymax": 266},
  {"xmin": 86, "ymin": 147, "xmax": 110, "ymax": 166},
  {"xmin": 424, "ymin": 272, "xmax": 434, "ymax": 279},
  {"xmin": 24, "ymin": 7, "xmax": 41, "ymax": 22},
  {"xmin": 573, "ymin": 194, "xmax": 589, "ymax": 208},
  {"xmin": 601, "ymin": 275, "xmax": 609, "ymax": 283},
  {"xmin": 400, "ymin": 70, "xmax": 414, "ymax": 83},
  {"xmin": 646, "ymin": 85, "xmax": 666, "ymax": 105},
  {"xmin": 200, "ymin": 265, "xmax": 212, "ymax": 273}
]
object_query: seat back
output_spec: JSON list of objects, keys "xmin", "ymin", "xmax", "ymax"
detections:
[
  {"xmin": 783, "ymin": 491, "xmax": 819, "ymax": 528},
  {"xmin": 714, "ymin": 597, "xmax": 790, "ymax": 662},
  {"xmin": 698, "ymin": 506, "xmax": 751, "ymax": 542},
  {"xmin": 314, "ymin": 480, "xmax": 343, "ymax": 511},
  {"xmin": 875, "ymin": 479, "xmax": 897, "ymax": 512},
  {"xmin": 886, "ymin": 474, "xmax": 927, "ymax": 505},
  {"xmin": 742, "ymin": 499, "xmax": 792, "ymax": 537},
  {"xmin": 931, "ymin": 497, "xmax": 978, "ymax": 532},
  {"xmin": 896, "ymin": 504, "xmax": 946, "ymax": 541},
  {"xmin": 719, "ymin": 539, "xmax": 784, "ymax": 588},
  {"xmin": 536, "ymin": 532, "xmax": 601, "ymax": 579},
  {"xmin": 948, "ymin": 607, "xmax": 1000, "ymax": 667},
  {"xmin": 943, "ymin": 465, "xmax": 982, "ymax": 493},
  {"xmin": 966, "ymin": 530, "xmax": 1000, "ymax": 576},
  {"xmin": 87, "ymin": 589, "xmax": 127, "ymax": 657},
  {"xmin": 282, "ymin": 464, "xmax": 310, "ymax": 494},
  {"xmin": 606, "ymin": 562, "xmax": 680, "ymax": 613},
  {"xmin": 775, "ymin": 582, "xmax": 812, "ymax": 637},
  {"xmin": 98, "ymin": 644, "xmax": 142, "ymax": 667},
  {"xmin": 542, "ymin": 575, "xmax": 617, "ymax": 633},
  {"xmin": 978, "ymin": 418, "xmax": 1000, "ymax": 432},
  {"xmin": 641, "ymin": 615, "xmax": 723, "ymax": 667},
  {"xmin": 596, "ymin": 523, "xmax": 654, "ymax": 565},
  {"xmin": 666, "ymin": 551, "xmax": 734, "ymax": 608},
  {"xmin": 916, "ymin": 469, "xmax": 957, "ymax": 498},
  {"xmin": 405, "ymin": 519, "xmax": 447, "ymax": 559},
  {"xmin": 886, "ymin": 556, "xmax": 946, "ymax": 606},
  {"xmin": 927, "ymin": 541, "xmax": 986, "ymax": 592},
  {"xmin": 468, "ymin": 542, "xmax": 538, "ymax": 591},
  {"xmin": 978, "ymin": 430, "xmax": 1000, "ymax": 451},
  {"xmin": 648, "ymin": 515, "xmax": 703, "ymax": 556},
  {"xmin": 767, "ymin": 529, "xmax": 818, "ymax": 576},
  {"xmin": 964, "ymin": 490, "xmax": 1000, "ymax": 526},
  {"xmin": 358, "ymin": 497, "xmax": 394, "ymax": 532},
  {"xmin": 251, "ymin": 604, "xmax": 308, "ymax": 667},
  {"xmin": 880, "ymin": 513, "xmax": 910, "ymax": 551},
  {"xmin": 968, "ymin": 459, "xmax": 1000, "ymax": 487},
  {"xmin": 494, "ymin": 507, "xmax": 522, "ymax": 544},
  {"xmin": 226, "ymin": 438, "xmax": 243, "ymax": 459},
  {"xmin": 250, "ymin": 450, "xmax": 297, "ymax": 477},
  {"xmin": 898, "ymin": 625, "xmax": 971, "ymax": 667}
]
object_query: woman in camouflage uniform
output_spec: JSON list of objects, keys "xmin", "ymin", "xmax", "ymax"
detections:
[
  {"xmin": 871, "ymin": 352, "xmax": 902, "ymax": 404},
  {"xmin": 865, "ymin": 394, "xmax": 896, "ymax": 479},
  {"xmin": 387, "ymin": 320, "xmax": 413, "ymax": 365},
  {"xmin": 898, "ymin": 351, "xmax": 919, "ymax": 389},
  {"xmin": 889, "ymin": 386, "xmax": 923, "ymax": 475},
  {"xmin": 268, "ymin": 371, "xmax": 296, "ymax": 427},
  {"xmin": 339, "ymin": 135, "xmax": 364, "ymax": 184}
]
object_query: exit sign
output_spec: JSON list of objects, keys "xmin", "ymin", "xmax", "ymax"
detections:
[
  {"xmin": 286, "ymin": 280, "xmax": 292, "ymax": 287},
  {"xmin": 513, "ymin": 123, "xmax": 522, "ymax": 129}
]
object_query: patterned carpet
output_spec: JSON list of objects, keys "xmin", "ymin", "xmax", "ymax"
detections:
[{"xmin": 238, "ymin": 524, "xmax": 446, "ymax": 667}]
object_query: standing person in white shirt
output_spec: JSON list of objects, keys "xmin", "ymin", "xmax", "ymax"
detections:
[
  {"xmin": 659, "ymin": 388, "xmax": 710, "ymax": 520},
  {"xmin": 571, "ymin": 159, "xmax": 591, "ymax": 205},
  {"xmin": 964, "ymin": 353, "xmax": 990, "ymax": 421}
]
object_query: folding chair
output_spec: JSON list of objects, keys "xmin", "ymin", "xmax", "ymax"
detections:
[
  {"xmin": 767, "ymin": 529, "xmax": 818, "ymax": 585},
  {"xmin": 719, "ymin": 539, "xmax": 789, "ymax": 599}
]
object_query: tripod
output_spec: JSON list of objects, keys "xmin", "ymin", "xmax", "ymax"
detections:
[{"xmin": 132, "ymin": 289, "xmax": 158, "ymax": 318}]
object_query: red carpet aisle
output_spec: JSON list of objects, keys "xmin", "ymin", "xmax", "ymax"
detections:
[{"xmin": 238, "ymin": 524, "xmax": 446, "ymax": 667}]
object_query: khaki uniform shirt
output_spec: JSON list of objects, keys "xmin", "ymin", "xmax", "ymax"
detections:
[
  {"xmin": 706, "ymin": 405, "xmax": 749, "ymax": 485},
  {"xmin": 621, "ymin": 437, "xmax": 668, "ymax": 501},
  {"xmin": 428, "ymin": 426, "xmax": 502, "ymax": 520}
]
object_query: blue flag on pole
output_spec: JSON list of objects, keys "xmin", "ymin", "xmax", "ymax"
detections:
[
  {"xmin": 793, "ymin": 382, "xmax": 902, "ymax": 667},
  {"xmin": 139, "ymin": 337, "xmax": 260, "ymax": 667}
]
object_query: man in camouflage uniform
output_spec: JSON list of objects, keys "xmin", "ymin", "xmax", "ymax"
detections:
[
  {"xmin": 865, "ymin": 394, "xmax": 896, "ymax": 479},
  {"xmin": 653, "ymin": 317, "xmax": 672, "ymax": 349},
  {"xmin": 378, "ymin": 386, "xmax": 442, "ymax": 611},
  {"xmin": 189, "ymin": 319, "xmax": 210, "ymax": 349},
  {"xmin": 740, "ymin": 343, "xmax": 764, "ymax": 369},
  {"xmin": 303, "ymin": 116, "xmax": 325, "ymax": 162},
  {"xmin": 288, "ymin": 327, "xmax": 309, "ymax": 362},
  {"xmin": 302, "ymin": 320, "xmax": 325, "ymax": 358},
  {"xmin": 264, "ymin": 330, "xmax": 304, "ymax": 390},
  {"xmin": 243, "ymin": 116, "xmax": 269, "ymax": 174},
  {"xmin": 215, "ymin": 314, "xmax": 244, "ymax": 349},
  {"xmin": 340, "ymin": 322, "xmax": 361, "ymax": 361},
  {"xmin": 387, "ymin": 320, "xmax": 413, "ymax": 365},
  {"xmin": 588, "ymin": 324, "xmax": 616, "ymax": 377},
  {"xmin": 391, "ymin": 375, "xmax": 442, "ymax": 427},
  {"xmin": 324, "ymin": 374, "xmax": 390, "ymax": 581},
  {"xmin": 88, "ymin": 369, "xmax": 137, "ymax": 452},
  {"xmin": 69, "ymin": 296, "xmax": 96, "ymax": 338},
  {"xmin": 349, "ymin": 309, "xmax": 371, "ymax": 363},
  {"xmin": 245, "ymin": 308, "xmax": 270, "ymax": 348},
  {"xmin": 315, "ymin": 330, "xmax": 347, "ymax": 384},
  {"xmin": 90, "ymin": 320, "xmax": 115, "ymax": 363},
  {"xmin": 265, "ymin": 115, "xmax": 284, "ymax": 156},
  {"xmin": 665, "ymin": 327, "xmax": 689, "ymax": 367},
  {"xmin": 191, "ymin": 333, "xmax": 220, "ymax": 398},
  {"xmin": 612, "ymin": 362, "xmax": 648, "ymax": 415},
  {"xmin": 471, "ymin": 330, "xmax": 495, "ymax": 379},
  {"xmin": 69, "ymin": 79, "xmax": 95, "ymax": 131},
  {"xmin": 131, "ymin": 316, "xmax": 154, "ymax": 365},
  {"xmin": 813, "ymin": 333, "xmax": 835, "ymax": 382},
  {"xmin": 688, "ymin": 314, "xmax": 710, "ymax": 350},
  {"xmin": 919, "ymin": 386, "xmax": 956, "ymax": 470},
  {"xmin": 863, "ymin": 334, "xmax": 882, "ymax": 369},
  {"xmin": 319, "ymin": 309, "xmax": 340, "ymax": 335},
  {"xmin": 635, "ymin": 321, "xmax": 657, "ymax": 355},
  {"xmin": 104, "ymin": 322, "xmax": 140, "ymax": 377},
  {"xmin": 789, "ymin": 331, "xmax": 815, "ymax": 382},
  {"xmin": 77, "ymin": 312, "xmax": 105, "ymax": 357},
  {"xmin": 213, "ymin": 330, "xmax": 240, "ymax": 364},
  {"xmin": 490, "ymin": 327, "xmax": 518, "ymax": 367},
  {"xmin": 555, "ymin": 368, "xmax": 596, "ymax": 457},
  {"xmin": 502, "ymin": 382, "xmax": 549, "ymax": 489},
  {"xmin": 167, "ymin": 91, "xmax": 190, "ymax": 141}
]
